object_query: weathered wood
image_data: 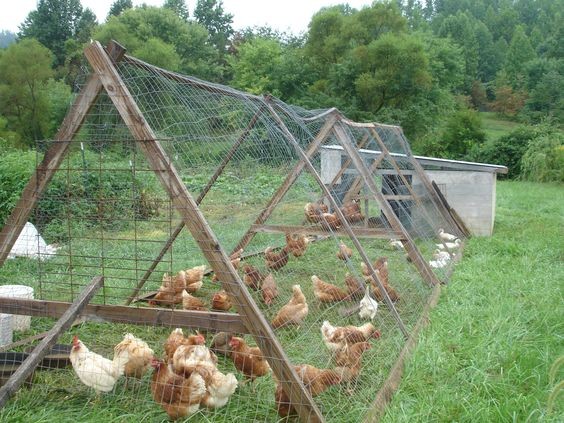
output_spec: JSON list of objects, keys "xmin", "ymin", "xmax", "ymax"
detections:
[
  {"xmin": 265, "ymin": 102, "xmax": 408, "ymax": 339},
  {"xmin": 432, "ymin": 181, "xmax": 471, "ymax": 237},
  {"xmin": 231, "ymin": 113, "xmax": 337, "ymax": 256},
  {"xmin": 364, "ymin": 284, "xmax": 441, "ymax": 422},
  {"xmin": 0, "ymin": 297, "xmax": 248, "ymax": 333},
  {"xmin": 343, "ymin": 153, "xmax": 386, "ymax": 204},
  {"xmin": 124, "ymin": 108, "xmax": 264, "ymax": 305},
  {"xmin": 333, "ymin": 123, "xmax": 441, "ymax": 288},
  {"xmin": 84, "ymin": 41, "xmax": 324, "ymax": 423},
  {"xmin": 0, "ymin": 276, "xmax": 103, "ymax": 409},
  {"xmin": 0, "ymin": 43, "xmax": 126, "ymax": 266},
  {"xmin": 250, "ymin": 224, "xmax": 402, "ymax": 239}
]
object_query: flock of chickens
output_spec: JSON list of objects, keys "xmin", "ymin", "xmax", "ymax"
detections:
[
  {"xmin": 69, "ymin": 320, "xmax": 381, "ymax": 420},
  {"xmin": 67, "ymin": 200, "xmax": 461, "ymax": 419}
]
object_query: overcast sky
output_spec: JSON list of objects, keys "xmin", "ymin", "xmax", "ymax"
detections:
[{"xmin": 1, "ymin": 1, "xmax": 372, "ymax": 34}]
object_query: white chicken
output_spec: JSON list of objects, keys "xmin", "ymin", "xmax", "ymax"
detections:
[
  {"xmin": 201, "ymin": 370, "xmax": 238, "ymax": 409},
  {"xmin": 429, "ymin": 258, "xmax": 449, "ymax": 268},
  {"xmin": 113, "ymin": 333, "xmax": 154, "ymax": 379},
  {"xmin": 389, "ymin": 239, "xmax": 405, "ymax": 250},
  {"xmin": 436, "ymin": 239, "xmax": 461, "ymax": 251},
  {"xmin": 321, "ymin": 321, "xmax": 379, "ymax": 353},
  {"xmin": 438, "ymin": 228, "xmax": 459, "ymax": 242},
  {"xmin": 433, "ymin": 249, "xmax": 451, "ymax": 261},
  {"xmin": 70, "ymin": 335, "xmax": 129, "ymax": 393},
  {"xmin": 358, "ymin": 285, "xmax": 378, "ymax": 320}
]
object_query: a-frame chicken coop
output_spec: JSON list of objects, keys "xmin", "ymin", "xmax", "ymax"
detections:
[{"xmin": 0, "ymin": 41, "xmax": 464, "ymax": 422}]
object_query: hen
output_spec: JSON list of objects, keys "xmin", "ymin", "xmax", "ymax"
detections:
[
  {"xmin": 264, "ymin": 246, "xmax": 289, "ymax": 271},
  {"xmin": 321, "ymin": 321, "xmax": 380, "ymax": 353},
  {"xmin": 228, "ymin": 337, "xmax": 271, "ymax": 381},
  {"xmin": 150, "ymin": 358, "xmax": 206, "ymax": 420},
  {"xmin": 344, "ymin": 273, "xmax": 364, "ymax": 299},
  {"xmin": 261, "ymin": 273, "xmax": 279, "ymax": 306},
  {"xmin": 164, "ymin": 328, "xmax": 205, "ymax": 362},
  {"xmin": 361, "ymin": 259, "xmax": 400, "ymax": 302},
  {"xmin": 358, "ymin": 285, "xmax": 378, "ymax": 320},
  {"xmin": 184, "ymin": 265, "xmax": 206, "ymax": 292},
  {"xmin": 275, "ymin": 364, "xmax": 342, "ymax": 417},
  {"xmin": 312, "ymin": 275, "xmax": 348, "ymax": 303},
  {"xmin": 340, "ymin": 199, "xmax": 364, "ymax": 223},
  {"xmin": 334, "ymin": 342, "xmax": 371, "ymax": 382},
  {"xmin": 69, "ymin": 336, "xmax": 128, "ymax": 393},
  {"xmin": 242, "ymin": 264, "xmax": 265, "ymax": 290},
  {"xmin": 285, "ymin": 233, "xmax": 309, "ymax": 257},
  {"xmin": 304, "ymin": 202, "xmax": 329, "ymax": 223},
  {"xmin": 114, "ymin": 333, "xmax": 155, "ymax": 379},
  {"xmin": 336, "ymin": 243, "xmax": 353, "ymax": 261},
  {"xmin": 319, "ymin": 212, "xmax": 341, "ymax": 231},
  {"xmin": 212, "ymin": 249, "xmax": 244, "ymax": 282},
  {"xmin": 271, "ymin": 285, "xmax": 309, "ymax": 329},
  {"xmin": 211, "ymin": 289, "xmax": 233, "ymax": 311},
  {"xmin": 210, "ymin": 332, "xmax": 233, "ymax": 357},
  {"xmin": 181, "ymin": 290, "xmax": 207, "ymax": 311},
  {"xmin": 148, "ymin": 286, "xmax": 182, "ymax": 308}
]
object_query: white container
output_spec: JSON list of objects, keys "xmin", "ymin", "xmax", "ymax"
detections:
[
  {"xmin": 0, "ymin": 314, "xmax": 13, "ymax": 346},
  {"xmin": 0, "ymin": 285, "xmax": 34, "ymax": 331}
]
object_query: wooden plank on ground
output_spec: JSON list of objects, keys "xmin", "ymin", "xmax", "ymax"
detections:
[{"xmin": 0, "ymin": 276, "xmax": 103, "ymax": 409}]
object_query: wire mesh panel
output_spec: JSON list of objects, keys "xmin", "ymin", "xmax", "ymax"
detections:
[{"xmin": 0, "ymin": 42, "xmax": 464, "ymax": 422}]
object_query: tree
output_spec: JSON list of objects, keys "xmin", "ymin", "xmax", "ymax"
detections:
[
  {"xmin": 18, "ymin": 0, "xmax": 91, "ymax": 67},
  {"xmin": 441, "ymin": 109, "xmax": 486, "ymax": 158},
  {"xmin": 194, "ymin": 0, "xmax": 234, "ymax": 53},
  {"xmin": 164, "ymin": 0, "xmax": 189, "ymax": 22},
  {"xmin": 0, "ymin": 39, "xmax": 54, "ymax": 145},
  {"xmin": 107, "ymin": 0, "xmax": 132, "ymax": 19},
  {"xmin": 504, "ymin": 25, "xmax": 536, "ymax": 88}
]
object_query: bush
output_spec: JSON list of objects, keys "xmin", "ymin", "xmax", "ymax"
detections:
[
  {"xmin": 440, "ymin": 109, "xmax": 486, "ymax": 159},
  {"xmin": 0, "ymin": 149, "xmax": 37, "ymax": 226},
  {"xmin": 520, "ymin": 132, "xmax": 564, "ymax": 182}
]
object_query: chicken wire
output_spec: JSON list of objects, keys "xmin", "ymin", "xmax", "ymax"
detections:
[{"xmin": 0, "ymin": 46, "xmax": 464, "ymax": 422}]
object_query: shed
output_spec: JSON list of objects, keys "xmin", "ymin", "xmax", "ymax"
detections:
[{"xmin": 320, "ymin": 145, "xmax": 508, "ymax": 236}]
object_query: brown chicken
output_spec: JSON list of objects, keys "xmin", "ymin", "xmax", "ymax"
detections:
[
  {"xmin": 114, "ymin": 333, "xmax": 155, "ymax": 379},
  {"xmin": 361, "ymin": 259, "xmax": 400, "ymax": 302},
  {"xmin": 275, "ymin": 364, "xmax": 342, "ymax": 417},
  {"xmin": 261, "ymin": 273, "xmax": 279, "ymax": 306},
  {"xmin": 319, "ymin": 212, "xmax": 341, "ymax": 231},
  {"xmin": 336, "ymin": 242, "xmax": 353, "ymax": 261},
  {"xmin": 148, "ymin": 287, "xmax": 182, "ymax": 307},
  {"xmin": 184, "ymin": 265, "xmax": 206, "ymax": 292},
  {"xmin": 150, "ymin": 358, "xmax": 207, "ymax": 420},
  {"xmin": 271, "ymin": 285, "xmax": 309, "ymax": 329},
  {"xmin": 181, "ymin": 290, "xmax": 207, "ymax": 311},
  {"xmin": 344, "ymin": 273, "xmax": 364, "ymax": 299},
  {"xmin": 285, "ymin": 233, "xmax": 309, "ymax": 257},
  {"xmin": 321, "ymin": 321, "xmax": 380, "ymax": 353},
  {"xmin": 312, "ymin": 275, "xmax": 349, "ymax": 303},
  {"xmin": 334, "ymin": 342, "xmax": 371, "ymax": 382},
  {"xmin": 304, "ymin": 202, "xmax": 329, "ymax": 223},
  {"xmin": 242, "ymin": 264, "xmax": 265, "ymax": 290},
  {"xmin": 212, "ymin": 249, "xmax": 244, "ymax": 282},
  {"xmin": 228, "ymin": 337, "xmax": 271, "ymax": 381},
  {"xmin": 211, "ymin": 290, "xmax": 233, "ymax": 311},
  {"xmin": 264, "ymin": 246, "xmax": 289, "ymax": 271},
  {"xmin": 164, "ymin": 328, "xmax": 206, "ymax": 362},
  {"xmin": 340, "ymin": 199, "xmax": 364, "ymax": 223},
  {"xmin": 210, "ymin": 332, "xmax": 233, "ymax": 357}
]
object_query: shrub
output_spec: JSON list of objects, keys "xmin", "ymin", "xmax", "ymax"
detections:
[
  {"xmin": 520, "ymin": 132, "xmax": 564, "ymax": 182},
  {"xmin": 440, "ymin": 109, "xmax": 486, "ymax": 159},
  {"xmin": 0, "ymin": 149, "xmax": 37, "ymax": 226}
]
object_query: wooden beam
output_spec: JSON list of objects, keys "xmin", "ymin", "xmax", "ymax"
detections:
[
  {"xmin": 250, "ymin": 224, "xmax": 402, "ymax": 239},
  {"xmin": 264, "ymin": 101, "xmax": 408, "ymax": 340},
  {"xmin": 84, "ymin": 41, "xmax": 324, "ymax": 423},
  {"xmin": 0, "ymin": 42, "xmax": 126, "ymax": 266},
  {"xmin": 343, "ymin": 153, "xmax": 386, "ymax": 204},
  {"xmin": 0, "ymin": 276, "xmax": 103, "ymax": 409},
  {"xmin": 0, "ymin": 297, "xmax": 248, "ymax": 333},
  {"xmin": 231, "ymin": 113, "xmax": 337, "ymax": 255},
  {"xmin": 124, "ymin": 108, "xmax": 264, "ymax": 305},
  {"xmin": 333, "ymin": 123, "xmax": 441, "ymax": 288},
  {"xmin": 431, "ymin": 181, "xmax": 471, "ymax": 237}
]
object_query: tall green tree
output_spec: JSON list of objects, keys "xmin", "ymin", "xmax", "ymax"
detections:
[
  {"xmin": 194, "ymin": 0, "xmax": 234, "ymax": 53},
  {"xmin": 163, "ymin": 0, "xmax": 190, "ymax": 22},
  {"xmin": 0, "ymin": 39, "xmax": 54, "ymax": 145},
  {"xmin": 107, "ymin": 0, "xmax": 132, "ymax": 19},
  {"xmin": 18, "ymin": 0, "xmax": 95, "ymax": 67},
  {"xmin": 504, "ymin": 25, "xmax": 536, "ymax": 88}
]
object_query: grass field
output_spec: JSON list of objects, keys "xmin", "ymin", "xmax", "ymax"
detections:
[
  {"xmin": 382, "ymin": 180, "xmax": 564, "ymax": 422},
  {"xmin": 480, "ymin": 112, "xmax": 520, "ymax": 141}
]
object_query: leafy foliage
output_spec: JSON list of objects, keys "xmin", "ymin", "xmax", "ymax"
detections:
[
  {"xmin": 520, "ymin": 131, "xmax": 564, "ymax": 182},
  {"xmin": 440, "ymin": 109, "xmax": 486, "ymax": 158}
]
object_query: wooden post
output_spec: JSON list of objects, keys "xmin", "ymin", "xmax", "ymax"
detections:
[
  {"xmin": 0, "ymin": 42, "xmax": 126, "ymax": 266},
  {"xmin": 0, "ymin": 276, "xmax": 103, "ymax": 409},
  {"xmin": 343, "ymin": 153, "xmax": 386, "ymax": 204},
  {"xmin": 84, "ymin": 41, "xmax": 324, "ymax": 423},
  {"xmin": 333, "ymin": 122, "xmax": 440, "ymax": 287},
  {"xmin": 124, "ymin": 108, "xmax": 264, "ymax": 305},
  {"xmin": 264, "ymin": 101, "xmax": 409, "ymax": 338},
  {"xmin": 231, "ymin": 113, "xmax": 337, "ymax": 255}
]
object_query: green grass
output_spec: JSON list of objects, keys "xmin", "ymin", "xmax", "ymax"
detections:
[
  {"xmin": 382, "ymin": 181, "xmax": 564, "ymax": 422},
  {"xmin": 480, "ymin": 112, "xmax": 520, "ymax": 141}
]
